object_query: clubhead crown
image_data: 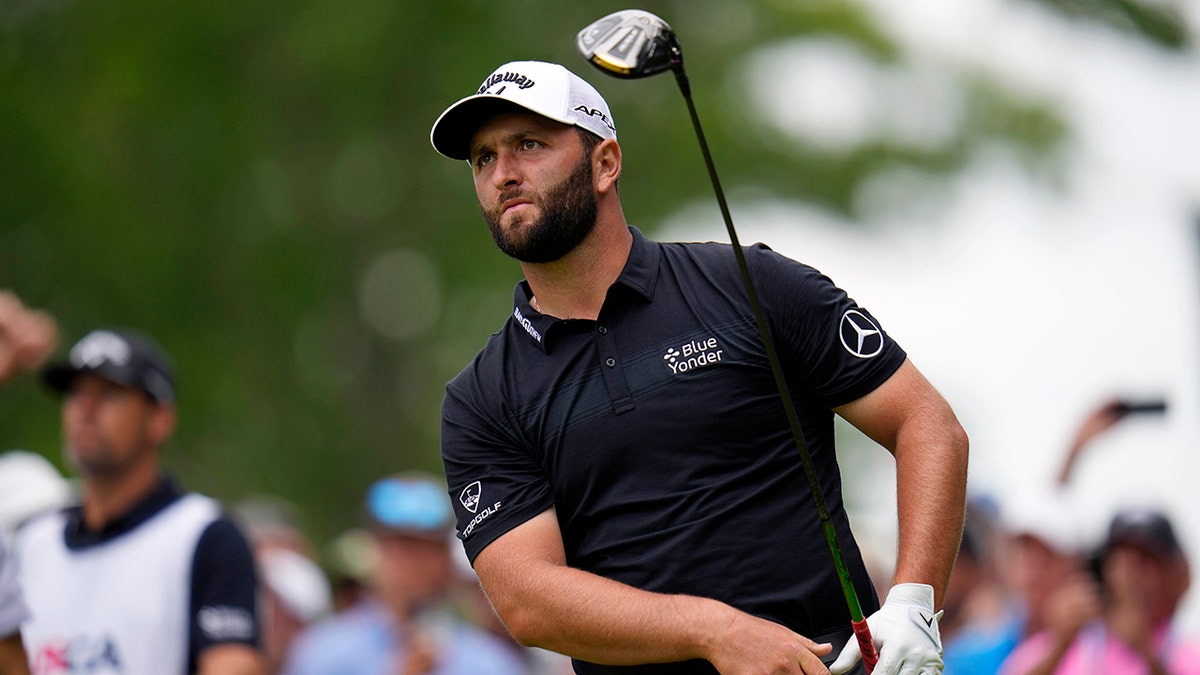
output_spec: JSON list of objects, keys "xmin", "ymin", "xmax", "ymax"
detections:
[{"xmin": 575, "ymin": 9, "xmax": 682, "ymax": 79}]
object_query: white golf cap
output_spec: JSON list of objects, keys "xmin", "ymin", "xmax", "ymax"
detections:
[
  {"xmin": 260, "ymin": 548, "xmax": 333, "ymax": 623},
  {"xmin": 430, "ymin": 60, "xmax": 617, "ymax": 161},
  {"xmin": 1001, "ymin": 489, "xmax": 1085, "ymax": 556}
]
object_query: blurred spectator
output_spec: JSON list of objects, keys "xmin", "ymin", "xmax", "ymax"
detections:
[
  {"xmin": 236, "ymin": 496, "xmax": 333, "ymax": 674},
  {"xmin": 259, "ymin": 547, "xmax": 333, "ymax": 674},
  {"xmin": 1055, "ymin": 398, "xmax": 1163, "ymax": 487},
  {"xmin": 0, "ymin": 451, "xmax": 73, "ymax": 537},
  {"xmin": 237, "ymin": 495, "xmax": 320, "ymax": 560},
  {"xmin": 1000, "ymin": 491, "xmax": 1094, "ymax": 639},
  {"xmin": 322, "ymin": 527, "xmax": 375, "ymax": 614},
  {"xmin": 942, "ymin": 490, "xmax": 1089, "ymax": 674},
  {"xmin": 281, "ymin": 472, "xmax": 528, "ymax": 675},
  {"xmin": 12, "ymin": 328, "xmax": 266, "ymax": 674},
  {"xmin": 999, "ymin": 507, "xmax": 1200, "ymax": 674},
  {"xmin": 0, "ymin": 289, "xmax": 58, "ymax": 675},
  {"xmin": 946, "ymin": 395, "xmax": 1176, "ymax": 675}
]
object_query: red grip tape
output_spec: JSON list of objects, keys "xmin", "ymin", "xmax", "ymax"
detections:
[{"xmin": 851, "ymin": 618, "xmax": 878, "ymax": 674}]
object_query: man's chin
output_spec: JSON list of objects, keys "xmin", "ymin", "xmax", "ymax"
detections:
[
  {"xmin": 68, "ymin": 449, "xmax": 126, "ymax": 478},
  {"xmin": 492, "ymin": 223, "xmax": 543, "ymax": 257},
  {"xmin": 500, "ymin": 209, "xmax": 540, "ymax": 232}
]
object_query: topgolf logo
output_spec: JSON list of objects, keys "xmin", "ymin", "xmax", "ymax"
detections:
[
  {"xmin": 663, "ymin": 336, "xmax": 724, "ymax": 374},
  {"xmin": 459, "ymin": 481, "xmax": 482, "ymax": 513},
  {"xmin": 459, "ymin": 481, "xmax": 502, "ymax": 538}
]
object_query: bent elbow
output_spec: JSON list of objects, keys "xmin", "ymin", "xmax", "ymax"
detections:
[
  {"xmin": 493, "ymin": 602, "xmax": 553, "ymax": 648},
  {"xmin": 952, "ymin": 419, "xmax": 970, "ymax": 455}
]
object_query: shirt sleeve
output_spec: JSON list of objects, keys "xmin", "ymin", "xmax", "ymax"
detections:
[
  {"xmin": 748, "ymin": 244, "xmax": 906, "ymax": 408},
  {"xmin": 441, "ymin": 367, "xmax": 556, "ymax": 565},
  {"xmin": 0, "ymin": 534, "xmax": 29, "ymax": 638},
  {"xmin": 188, "ymin": 517, "xmax": 261, "ymax": 670}
]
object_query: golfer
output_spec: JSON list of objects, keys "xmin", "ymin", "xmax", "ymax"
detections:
[{"xmin": 431, "ymin": 60, "xmax": 968, "ymax": 675}]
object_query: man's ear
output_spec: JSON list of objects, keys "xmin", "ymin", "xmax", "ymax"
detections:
[
  {"xmin": 593, "ymin": 139, "xmax": 622, "ymax": 194},
  {"xmin": 148, "ymin": 403, "xmax": 177, "ymax": 447}
]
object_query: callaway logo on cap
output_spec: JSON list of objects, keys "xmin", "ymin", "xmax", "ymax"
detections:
[
  {"xmin": 430, "ymin": 60, "xmax": 617, "ymax": 161},
  {"xmin": 42, "ymin": 329, "xmax": 176, "ymax": 404}
]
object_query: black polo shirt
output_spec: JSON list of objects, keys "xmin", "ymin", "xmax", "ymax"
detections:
[{"xmin": 441, "ymin": 226, "xmax": 905, "ymax": 673}]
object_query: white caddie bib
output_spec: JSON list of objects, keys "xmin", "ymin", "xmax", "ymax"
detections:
[{"xmin": 15, "ymin": 494, "xmax": 220, "ymax": 675}]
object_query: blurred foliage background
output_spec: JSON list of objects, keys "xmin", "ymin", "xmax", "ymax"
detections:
[{"xmin": 0, "ymin": 0, "xmax": 1190, "ymax": 551}]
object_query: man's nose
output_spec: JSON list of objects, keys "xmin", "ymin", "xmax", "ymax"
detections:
[
  {"xmin": 491, "ymin": 151, "xmax": 523, "ymax": 189},
  {"xmin": 66, "ymin": 389, "xmax": 101, "ymax": 418}
]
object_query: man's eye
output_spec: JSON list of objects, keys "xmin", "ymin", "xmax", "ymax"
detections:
[
  {"xmin": 475, "ymin": 154, "xmax": 494, "ymax": 168},
  {"xmin": 520, "ymin": 139, "xmax": 540, "ymax": 150}
]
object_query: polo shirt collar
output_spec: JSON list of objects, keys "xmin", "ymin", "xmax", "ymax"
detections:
[
  {"xmin": 64, "ymin": 473, "xmax": 183, "ymax": 550},
  {"xmin": 616, "ymin": 226, "xmax": 661, "ymax": 302},
  {"xmin": 511, "ymin": 226, "xmax": 661, "ymax": 351},
  {"xmin": 511, "ymin": 283, "xmax": 555, "ymax": 350}
]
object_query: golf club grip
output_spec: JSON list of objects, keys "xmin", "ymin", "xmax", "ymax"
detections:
[{"xmin": 852, "ymin": 618, "xmax": 878, "ymax": 673}]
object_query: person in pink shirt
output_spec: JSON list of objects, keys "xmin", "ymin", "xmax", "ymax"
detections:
[{"xmin": 1000, "ymin": 507, "xmax": 1200, "ymax": 675}]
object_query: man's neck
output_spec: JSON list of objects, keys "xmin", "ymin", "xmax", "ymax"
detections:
[
  {"xmin": 523, "ymin": 218, "xmax": 632, "ymax": 321},
  {"xmin": 81, "ymin": 461, "xmax": 162, "ymax": 531}
]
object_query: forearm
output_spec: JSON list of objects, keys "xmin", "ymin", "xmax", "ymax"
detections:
[
  {"xmin": 891, "ymin": 399, "xmax": 969, "ymax": 608},
  {"xmin": 475, "ymin": 511, "xmax": 831, "ymax": 673},
  {"xmin": 488, "ymin": 558, "xmax": 736, "ymax": 664},
  {"xmin": 833, "ymin": 360, "xmax": 969, "ymax": 609}
]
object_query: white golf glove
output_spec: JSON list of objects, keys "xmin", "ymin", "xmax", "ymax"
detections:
[{"xmin": 830, "ymin": 583, "xmax": 944, "ymax": 675}]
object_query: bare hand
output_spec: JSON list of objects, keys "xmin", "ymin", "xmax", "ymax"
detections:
[
  {"xmin": 0, "ymin": 291, "xmax": 58, "ymax": 385},
  {"xmin": 707, "ymin": 611, "xmax": 832, "ymax": 675},
  {"xmin": 1043, "ymin": 571, "xmax": 1103, "ymax": 640},
  {"xmin": 1058, "ymin": 399, "xmax": 1125, "ymax": 484},
  {"xmin": 398, "ymin": 629, "xmax": 438, "ymax": 675},
  {"xmin": 1073, "ymin": 400, "xmax": 1126, "ymax": 447}
]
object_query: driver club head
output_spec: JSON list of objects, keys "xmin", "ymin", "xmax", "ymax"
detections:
[{"xmin": 575, "ymin": 9, "xmax": 682, "ymax": 79}]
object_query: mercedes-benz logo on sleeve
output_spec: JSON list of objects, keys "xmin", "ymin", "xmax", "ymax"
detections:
[
  {"xmin": 459, "ymin": 481, "xmax": 482, "ymax": 513},
  {"xmin": 839, "ymin": 310, "xmax": 884, "ymax": 358}
]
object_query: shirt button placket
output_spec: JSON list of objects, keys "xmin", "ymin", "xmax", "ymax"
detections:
[{"xmin": 594, "ymin": 323, "xmax": 633, "ymax": 412}]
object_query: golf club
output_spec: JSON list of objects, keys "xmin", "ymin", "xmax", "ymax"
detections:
[{"xmin": 577, "ymin": 10, "xmax": 880, "ymax": 673}]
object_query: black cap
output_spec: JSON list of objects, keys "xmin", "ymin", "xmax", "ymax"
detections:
[
  {"xmin": 42, "ymin": 329, "xmax": 175, "ymax": 404},
  {"xmin": 1105, "ymin": 508, "xmax": 1182, "ymax": 558}
]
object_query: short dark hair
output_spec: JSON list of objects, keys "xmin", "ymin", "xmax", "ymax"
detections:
[
  {"xmin": 576, "ymin": 127, "xmax": 603, "ymax": 155},
  {"xmin": 575, "ymin": 127, "xmax": 617, "ymax": 190}
]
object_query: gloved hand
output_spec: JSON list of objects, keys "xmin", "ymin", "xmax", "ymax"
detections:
[{"xmin": 830, "ymin": 583, "xmax": 944, "ymax": 675}]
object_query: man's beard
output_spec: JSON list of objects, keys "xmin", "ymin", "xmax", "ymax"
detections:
[
  {"xmin": 483, "ymin": 153, "xmax": 598, "ymax": 264},
  {"xmin": 63, "ymin": 435, "xmax": 147, "ymax": 480}
]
